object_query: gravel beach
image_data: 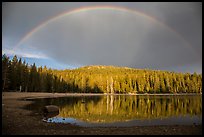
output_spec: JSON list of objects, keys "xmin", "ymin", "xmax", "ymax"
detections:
[{"xmin": 2, "ymin": 92, "xmax": 202, "ymax": 135}]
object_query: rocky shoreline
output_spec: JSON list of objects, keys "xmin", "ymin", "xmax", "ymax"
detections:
[{"xmin": 2, "ymin": 92, "xmax": 202, "ymax": 135}]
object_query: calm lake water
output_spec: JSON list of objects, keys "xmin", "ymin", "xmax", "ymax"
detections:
[{"xmin": 24, "ymin": 94, "xmax": 202, "ymax": 127}]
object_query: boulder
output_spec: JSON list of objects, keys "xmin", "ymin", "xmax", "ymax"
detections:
[{"xmin": 43, "ymin": 105, "xmax": 59, "ymax": 113}]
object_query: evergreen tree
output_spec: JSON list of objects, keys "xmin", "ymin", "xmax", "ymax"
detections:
[
  {"xmin": 2, "ymin": 54, "xmax": 9, "ymax": 91},
  {"xmin": 2, "ymin": 55, "xmax": 202, "ymax": 94}
]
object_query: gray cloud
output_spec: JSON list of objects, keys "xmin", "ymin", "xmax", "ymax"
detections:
[{"xmin": 2, "ymin": 2, "xmax": 202, "ymax": 73}]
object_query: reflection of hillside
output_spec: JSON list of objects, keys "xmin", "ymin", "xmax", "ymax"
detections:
[
  {"xmin": 23, "ymin": 96, "xmax": 103, "ymax": 114},
  {"xmin": 58, "ymin": 95, "xmax": 202, "ymax": 123}
]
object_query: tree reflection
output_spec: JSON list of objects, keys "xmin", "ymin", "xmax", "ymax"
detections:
[{"xmin": 57, "ymin": 95, "xmax": 202, "ymax": 123}]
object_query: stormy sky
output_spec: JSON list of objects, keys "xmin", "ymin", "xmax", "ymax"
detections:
[{"xmin": 2, "ymin": 2, "xmax": 202, "ymax": 73}]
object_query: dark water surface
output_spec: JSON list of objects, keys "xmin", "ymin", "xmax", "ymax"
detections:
[{"xmin": 24, "ymin": 94, "xmax": 202, "ymax": 127}]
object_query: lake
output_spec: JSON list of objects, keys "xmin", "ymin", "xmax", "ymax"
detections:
[{"xmin": 24, "ymin": 94, "xmax": 202, "ymax": 127}]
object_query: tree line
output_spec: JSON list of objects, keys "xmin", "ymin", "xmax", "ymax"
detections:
[
  {"xmin": 2, "ymin": 54, "xmax": 202, "ymax": 93},
  {"xmin": 2, "ymin": 54, "xmax": 67, "ymax": 92}
]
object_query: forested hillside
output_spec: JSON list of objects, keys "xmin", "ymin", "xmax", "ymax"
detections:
[{"xmin": 2, "ymin": 54, "xmax": 202, "ymax": 94}]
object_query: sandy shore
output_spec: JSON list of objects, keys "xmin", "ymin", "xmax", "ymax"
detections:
[{"xmin": 2, "ymin": 92, "xmax": 202, "ymax": 135}]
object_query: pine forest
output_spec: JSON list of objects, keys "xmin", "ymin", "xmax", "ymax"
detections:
[{"xmin": 2, "ymin": 54, "xmax": 202, "ymax": 94}]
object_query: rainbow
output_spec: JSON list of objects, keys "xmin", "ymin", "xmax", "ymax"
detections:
[{"xmin": 13, "ymin": 5, "xmax": 200, "ymax": 58}]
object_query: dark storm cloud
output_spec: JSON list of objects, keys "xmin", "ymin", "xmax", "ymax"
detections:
[
  {"xmin": 2, "ymin": 2, "xmax": 202, "ymax": 73},
  {"xmin": 149, "ymin": 2, "xmax": 202, "ymax": 58}
]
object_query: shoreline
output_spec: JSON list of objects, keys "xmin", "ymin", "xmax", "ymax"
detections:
[
  {"xmin": 2, "ymin": 92, "xmax": 202, "ymax": 135},
  {"xmin": 3, "ymin": 91, "xmax": 202, "ymax": 98}
]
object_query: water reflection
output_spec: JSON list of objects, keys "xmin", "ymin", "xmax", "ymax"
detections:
[{"xmin": 25, "ymin": 95, "xmax": 202, "ymax": 126}]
